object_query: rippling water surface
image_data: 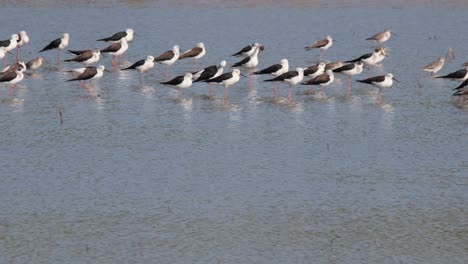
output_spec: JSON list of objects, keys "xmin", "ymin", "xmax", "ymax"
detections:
[{"xmin": 0, "ymin": 2, "xmax": 467, "ymax": 264}]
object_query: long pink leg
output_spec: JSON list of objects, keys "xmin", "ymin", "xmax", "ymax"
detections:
[
  {"xmin": 273, "ymin": 82, "xmax": 277, "ymax": 97},
  {"xmin": 86, "ymin": 81, "xmax": 93, "ymax": 95},
  {"xmin": 165, "ymin": 65, "xmax": 169, "ymax": 80},
  {"xmin": 224, "ymin": 86, "xmax": 228, "ymax": 104},
  {"xmin": 57, "ymin": 50, "xmax": 61, "ymax": 64},
  {"xmin": 9, "ymin": 85, "xmax": 14, "ymax": 97},
  {"xmin": 16, "ymin": 47, "xmax": 19, "ymax": 62},
  {"xmin": 310, "ymin": 85, "xmax": 314, "ymax": 93},
  {"xmin": 288, "ymin": 84, "xmax": 292, "ymax": 102},
  {"xmin": 347, "ymin": 77, "xmax": 351, "ymax": 96},
  {"xmin": 376, "ymin": 89, "xmax": 382, "ymax": 104},
  {"xmin": 3, "ymin": 58, "xmax": 6, "ymax": 68},
  {"xmin": 208, "ymin": 84, "xmax": 212, "ymax": 97},
  {"xmin": 140, "ymin": 72, "xmax": 143, "ymax": 84}
]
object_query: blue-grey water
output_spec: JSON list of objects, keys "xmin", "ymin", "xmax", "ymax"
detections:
[{"xmin": 0, "ymin": 2, "xmax": 467, "ymax": 264}]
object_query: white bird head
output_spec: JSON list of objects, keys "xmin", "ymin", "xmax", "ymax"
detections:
[
  {"xmin": 326, "ymin": 69, "xmax": 333, "ymax": 75},
  {"xmin": 92, "ymin": 48, "xmax": 100, "ymax": 54},
  {"xmin": 232, "ymin": 69, "xmax": 241, "ymax": 76},
  {"xmin": 12, "ymin": 34, "xmax": 19, "ymax": 41},
  {"xmin": 173, "ymin": 45, "xmax": 180, "ymax": 53},
  {"xmin": 185, "ymin": 72, "xmax": 193, "ymax": 79},
  {"xmin": 296, "ymin": 67, "xmax": 304, "ymax": 73},
  {"xmin": 126, "ymin": 28, "xmax": 134, "ymax": 35},
  {"xmin": 97, "ymin": 65, "xmax": 106, "ymax": 71},
  {"xmin": 19, "ymin": 31, "xmax": 28, "ymax": 38},
  {"xmin": 386, "ymin": 73, "xmax": 394, "ymax": 79},
  {"xmin": 62, "ymin": 33, "xmax": 69, "ymax": 40},
  {"xmin": 318, "ymin": 62, "xmax": 326, "ymax": 69},
  {"xmin": 438, "ymin": 57, "xmax": 446, "ymax": 62},
  {"xmin": 356, "ymin": 61, "xmax": 364, "ymax": 67},
  {"xmin": 326, "ymin": 35, "xmax": 333, "ymax": 41},
  {"xmin": 147, "ymin": 55, "xmax": 155, "ymax": 61},
  {"xmin": 384, "ymin": 29, "xmax": 392, "ymax": 33},
  {"xmin": 196, "ymin": 42, "xmax": 204, "ymax": 48},
  {"xmin": 219, "ymin": 60, "xmax": 227, "ymax": 67}
]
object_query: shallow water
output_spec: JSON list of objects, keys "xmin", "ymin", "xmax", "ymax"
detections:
[{"xmin": 0, "ymin": 3, "xmax": 467, "ymax": 264}]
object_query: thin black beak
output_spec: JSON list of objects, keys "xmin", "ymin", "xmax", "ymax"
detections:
[
  {"xmin": 393, "ymin": 78, "xmax": 399, "ymax": 83},
  {"xmin": 392, "ymin": 32, "xmax": 398, "ymax": 37},
  {"xmin": 104, "ymin": 69, "xmax": 111, "ymax": 73},
  {"xmin": 333, "ymin": 39, "xmax": 338, "ymax": 42},
  {"xmin": 240, "ymin": 73, "xmax": 248, "ymax": 78}
]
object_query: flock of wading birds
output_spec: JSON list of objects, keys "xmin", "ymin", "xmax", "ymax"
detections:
[{"xmin": 1, "ymin": 28, "xmax": 468, "ymax": 104}]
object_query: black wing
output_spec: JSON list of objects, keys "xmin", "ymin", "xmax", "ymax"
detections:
[
  {"xmin": 179, "ymin": 47, "xmax": 203, "ymax": 59},
  {"xmin": 65, "ymin": 51, "xmax": 93, "ymax": 62},
  {"xmin": 204, "ymin": 72, "xmax": 233, "ymax": 83},
  {"xmin": 97, "ymin": 31, "xmax": 126, "ymax": 42},
  {"xmin": 68, "ymin": 49, "xmax": 89, "ymax": 55},
  {"xmin": 161, "ymin": 75, "xmax": 185, "ymax": 85},
  {"xmin": 356, "ymin": 75, "xmax": 385, "ymax": 84},
  {"xmin": 436, "ymin": 69, "xmax": 467, "ymax": 79},
  {"xmin": 66, "ymin": 67, "xmax": 97, "ymax": 82},
  {"xmin": 253, "ymin": 64, "xmax": 282, "ymax": 75},
  {"xmin": 346, "ymin": 53, "xmax": 372, "ymax": 63},
  {"xmin": 0, "ymin": 39, "xmax": 11, "ymax": 47},
  {"xmin": 154, "ymin": 50, "xmax": 174, "ymax": 62},
  {"xmin": 101, "ymin": 42, "xmax": 121, "ymax": 53},
  {"xmin": 264, "ymin": 70, "xmax": 298, "ymax": 82},
  {"xmin": 123, "ymin": 59, "xmax": 145, "ymax": 70},
  {"xmin": 194, "ymin": 65, "xmax": 217, "ymax": 82},
  {"xmin": 39, "ymin": 38, "xmax": 61, "ymax": 52},
  {"xmin": 232, "ymin": 56, "xmax": 250, "ymax": 67},
  {"xmin": 0, "ymin": 71, "xmax": 17, "ymax": 82},
  {"xmin": 302, "ymin": 73, "xmax": 331, "ymax": 85},
  {"xmin": 453, "ymin": 89, "xmax": 468, "ymax": 96},
  {"xmin": 304, "ymin": 65, "xmax": 320, "ymax": 76},
  {"xmin": 454, "ymin": 79, "xmax": 468, "ymax": 90},
  {"xmin": 231, "ymin": 45, "xmax": 252, "ymax": 56},
  {"xmin": 333, "ymin": 63, "xmax": 355, "ymax": 73}
]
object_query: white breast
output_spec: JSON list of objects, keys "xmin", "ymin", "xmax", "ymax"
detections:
[
  {"xmin": 177, "ymin": 77, "xmax": 193, "ymax": 89},
  {"xmin": 223, "ymin": 74, "xmax": 240, "ymax": 87},
  {"xmin": 213, "ymin": 67, "xmax": 224, "ymax": 79}
]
